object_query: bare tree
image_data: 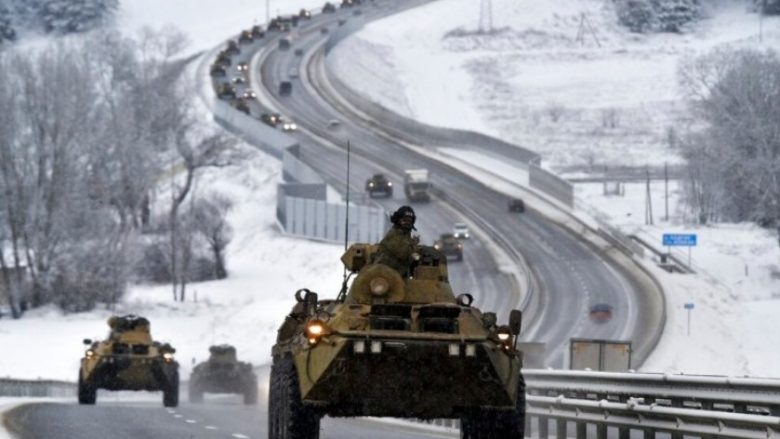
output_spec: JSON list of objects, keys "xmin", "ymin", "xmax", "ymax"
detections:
[
  {"xmin": 678, "ymin": 48, "xmax": 780, "ymax": 227},
  {"xmin": 192, "ymin": 193, "xmax": 234, "ymax": 280}
]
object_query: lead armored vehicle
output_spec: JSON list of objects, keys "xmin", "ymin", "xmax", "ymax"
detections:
[
  {"xmin": 365, "ymin": 173, "xmax": 393, "ymax": 198},
  {"xmin": 189, "ymin": 345, "xmax": 258, "ymax": 404},
  {"xmin": 434, "ymin": 233, "xmax": 464, "ymax": 262},
  {"xmin": 269, "ymin": 244, "xmax": 525, "ymax": 439},
  {"xmin": 78, "ymin": 315, "xmax": 179, "ymax": 407}
]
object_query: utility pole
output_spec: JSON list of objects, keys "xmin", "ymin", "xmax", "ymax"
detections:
[
  {"xmin": 266, "ymin": 0, "xmax": 270, "ymax": 24},
  {"xmin": 479, "ymin": 0, "xmax": 493, "ymax": 33},
  {"xmin": 576, "ymin": 13, "xmax": 601, "ymax": 47},
  {"xmin": 664, "ymin": 162, "xmax": 669, "ymax": 222},
  {"xmin": 645, "ymin": 167, "xmax": 654, "ymax": 225}
]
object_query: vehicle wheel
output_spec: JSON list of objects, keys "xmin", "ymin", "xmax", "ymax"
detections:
[
  {"xmin": 188, "ymin": 381, "xmax": 203, "ymax": 404},
  {"xmin": 244, "ymin": 379, "xmax": 259, "ymax": 405},
  {"xmin": 77, "ymin": 372, "xmax": 97, "ymax": 405},
  {"xmin": 269, "ymin": 356, "xmax": 320, "ymax": 439},
  {"xmin": 163, "ymin": 371, "xmax": 179, "ymax": 407}
]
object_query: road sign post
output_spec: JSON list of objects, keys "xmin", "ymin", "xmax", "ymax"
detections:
[
  {"xmin": 662, "ymin": 233, "xmax": 697, "ymax": 268},
  {"xmin": 684, "ymin": 303, "xmax": 694, "ymax": 336}
]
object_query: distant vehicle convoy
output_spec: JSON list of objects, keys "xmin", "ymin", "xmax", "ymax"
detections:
[{"xmin": 404, "ymin": 169, "xmax": 431, "ymax": 202}]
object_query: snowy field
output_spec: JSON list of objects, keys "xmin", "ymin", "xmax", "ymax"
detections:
[{"xmin": 0, "ymin": 0, "xmax": 779, "ymax": 388}]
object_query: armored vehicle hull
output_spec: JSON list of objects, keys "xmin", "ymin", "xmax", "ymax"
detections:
[
  {"xmin": 78, "ymin": 315, "xmax": 179, "ymax": 407},
  {"xmin": 190, "ymin": 344, "xmax": 258, "ymax": 405},
  {"xmin": 269, "ymin": 244, "xmax": 525, "ymax": 439}
]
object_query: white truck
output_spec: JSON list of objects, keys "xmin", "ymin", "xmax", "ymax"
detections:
[{"xmin": 403, "ymin": 169, "xmax": 432, "ymax": 202}]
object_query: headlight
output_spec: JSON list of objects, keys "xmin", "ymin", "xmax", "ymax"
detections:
[
  {"xmin": 495, "ymin": 326, "xmax": 512, "ymax": 342},
  {"xmin": 305, "ymin": 319, "xmax": 329, "ymax": 345},
  {"xmin": 369, "ymin": 277, "xmax": 389, "ymax": 296},
  {"xmin": 163, "ymin": 352, "xmax": 174, "ymax": 362},
  {"xmin": 85, "ymin": 349, "xmax": 94, "ymax": 359},
  {"xmin": 388, "ymin": 182, "xmax": 393, "ymax": 186},
  {"xmin": 433, "ymin": 244, "xmax": 440, "ymax": 250},
  {"xmin": 368, "ymin": 182, "xmax": 374, "ymax": 187}
]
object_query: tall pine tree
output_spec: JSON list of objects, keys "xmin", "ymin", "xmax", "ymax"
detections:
[
  {"xmin": 0, "ymin": 0, "xmax": 15, "ymax": 43},
  {"xmin": 38, "ymin": 0, "xmax": 118, "ymax": 34},
  {"xmin": 654, "ymin": 0, "xmax": 699, "ymax": 32}
]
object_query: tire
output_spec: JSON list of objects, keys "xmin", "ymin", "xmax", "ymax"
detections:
[
  {"xmin": 163, "ymin": 371, "xmax": 179, "ymax": 407},
  {"xmin": 77, "ymin": 371, "xmax": 97, "ymax": 405},
  {"xmin": 268, "ymin": 356, "xmax": 320, "ymax": 439},
  {"xmin": 461, "ymin": 377, "xmax": 525, "ymax": 439}
]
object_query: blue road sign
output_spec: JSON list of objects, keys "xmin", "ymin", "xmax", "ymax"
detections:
[
  {"xmin": 684, "ymin": 303, "xmax": 694, "ymax": 310},
  {"xmin": 663, "ymin": 233, "xmax": 697, "ymax": 246}
]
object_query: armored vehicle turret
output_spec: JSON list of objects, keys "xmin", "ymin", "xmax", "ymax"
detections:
[
  {"xmin": 189, "ymin": 344, "xmax": 258, "ymax": 404},
  {"xmin": 269, "ymin": 243, "xmax": 525, "ymax": 439},
  {"xmin": 78, "ymin": 315, "xmax": 179, "ymax": 407}
]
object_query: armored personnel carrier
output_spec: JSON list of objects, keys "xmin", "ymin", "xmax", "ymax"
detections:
[
  {"xmin": 189, "ymin": 345, "xmax": 258, "ymax": 405},
  {"xmin": 78, "ymin": 315, "xmax": 179, "ymax": 407},
  {"xmin": 434, "ymin": 233, "xmax": 464, "ymax": 262},
  {"xmin": 269, "ymin": 244, "xmax": 525, "ymax": 439},
  {"xmin": 365, "ymin": 173, "xmax": 393, "ymax": 198}
]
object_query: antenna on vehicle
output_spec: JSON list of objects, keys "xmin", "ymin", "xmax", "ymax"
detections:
[{"xmin": 338, "ymin": 140, "xmax": 352, "ymax": 302}]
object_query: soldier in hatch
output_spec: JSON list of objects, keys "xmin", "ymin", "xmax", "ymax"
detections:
[{"xmin": 373, "ymin": 205, "xmax": 420, "ymax": 277}]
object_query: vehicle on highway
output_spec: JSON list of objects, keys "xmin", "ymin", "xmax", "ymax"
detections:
[
  {"xmin": 189, "ymin": 344, "xmax": 258, "ymax": 405},
  {"xmin": 238, "ymin": 30, "xmax": 254, "ymax": 44},
  {"xmin": 78, "ymin": 315, "xmax": 179, "ymax": 407},
  {"xmin": 217, "ymin": 84, "xmax": 237, "ymax": 100},
  {"xmin": 216, "ymin": 51, "xmax": 232, "ymax": 67},
  {"xmin": 508, "ymin": 197, "xmax": 525, "ymax": 213},
  {"xmin": 294, "ymin": 48, "xmax": 304, "ymax": 56},
  {"xmin": 365, "ymin": 173, "xmax": 393, "ymax": 198},
  {"xmin": 210, "ymin": 64, "xmax": 226, "ymax": 77},
  {"xmin": 225, "ymin": 40, "xmax": 240, "ymax": 55},
  {"xmin": 404, "ymin": 169, "xmax": 432, "ymax": 202},
  {"xmin": 231, "ymin": 75, "xmax": 246, "ymax": 85},
  {"xmin": 288, "ymin": 66, "xmax": 299, "ymax": 78},
  {"xmin": 260, "ymin": 112, "xmax": 281, "ymax": 127},
  {"xmin": 279, "ymin": 37, "xmax": 290, "ymax": 51},
  {"xmin": 269, "ymin": 244, "xmax": 525, "ymax": 438},
  {"xmin": 236, "ymin": 61, "xmax": 249, "ymax": 72},
  {"xmin": 320, "ymin": 26, "xmax": 329, "ymax": 34},
  {"xmin": 434, "ymin": 233, "xmax": 464, "ymax": 261},
  {"xmin": 453, "ymin": 222, "xmax": 470, "ymax": 239},
  {"xmin": 279, "ymin": 80, "xmax": 292, "ymax": 96},
  {"xmin": 322, "ymin": 2, "xmax": 336, "ymax": 13},
  {"xmin": 589, "ymin": 303, "xmax": 613, "ymax": 323},
  {"xmin": 251, "ymin": 25, "xmax": 265, "ymax": 38},
  {"xmin": 279, "ymin": 117, "xmax": 298, "ymax": 132},
  {"xmin": 299, "ymin": 8, "xmax": 312, "ymax": 19},
  {"xmin": 341, "ymin": 0, "xmax": 355, "ymax": 6},
  {"xmin": 233, "ymin": 99, "xmax": 250, "ymax": 115},
  {"xmin": 327, "ymin": 119, "xmax": 340, "ymax": 129},
  {"xmin": 241, "ymin": 89, "xmax": 257, "ymax": 99},
  {"xmin": 338, "ymin": 18, "xmax": 347, "ymax": 26}
]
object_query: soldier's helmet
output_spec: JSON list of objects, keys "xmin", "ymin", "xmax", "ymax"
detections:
[{"xmin": 390, "ymin": 205, "xmax": 416, "ymax": 229}]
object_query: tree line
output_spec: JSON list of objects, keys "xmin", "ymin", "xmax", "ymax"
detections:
[
  {"xmin": 0, "ymin": 29, "xmax": 237, "ymax": 318},
  {"xmin": 0, "ymin": 0, "xmax": 118, "ymax": 44},
  {"xmin": 615, "ymin": 0, "xmax": 779, "ymax": 34}
]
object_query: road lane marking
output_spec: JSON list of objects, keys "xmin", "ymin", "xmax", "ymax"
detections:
[
  {"xmin": 174, "ymin": 414, "xmax": 183, "ymax": 418},
  {"xmin": 186, "ymin": 419, "xmax": 197, "ymax": 424},
  {"xmin": 205, "ymin": 425, "xmax": 218, "ymax": 430},
  {"xmin": 231, "ymin": 434, "xmax": 250, "ymax": 438}
]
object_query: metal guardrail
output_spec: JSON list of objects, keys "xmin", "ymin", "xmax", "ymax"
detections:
[
  {"xmin": 524, "ymin": 369, "xmax": 780, "ymax": 439},
  {"xmin": 0, "ymin": 378, "xmax": 75, "ymax": 397}
]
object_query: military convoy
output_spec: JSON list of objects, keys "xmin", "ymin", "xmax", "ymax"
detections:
[
  {"xmin": 434, "ymin": 233, "xmax": 464, "ymax": 262},
  {"xmin": 269, "ymin": 243, "xmax": 525, "ymax": 438},
  {"xmin": 365, "ymin": 173, "xmax": 393, "ymax": 198},
  {"xmin": 78, "ymin": 315, "xmax": 179, "ymax": 407},
  {"xmin": 189, "ymin": 345, "xmax": 258, "ymax": 405}
]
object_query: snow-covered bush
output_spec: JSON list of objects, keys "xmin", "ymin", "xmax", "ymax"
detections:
[{"xmin": 616, "ymin": 0, "xmax": 656, "ymax": 33}]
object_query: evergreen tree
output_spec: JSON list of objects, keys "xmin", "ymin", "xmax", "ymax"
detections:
[
  {"xmin": 757, "ymin": 0, "xmax": 780, "ymax": 15},
  {"xmin": 654, "ymin": 0, "xmax": 699, "ymax": 33},
  {"xmin": 616, "ymin": 0, "xmax": 656, "ymax": 33}
]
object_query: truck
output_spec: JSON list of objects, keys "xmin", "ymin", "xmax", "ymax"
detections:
[{"xmin": 403, "ymin": 169, "xmax": 431, "ymax": 202}]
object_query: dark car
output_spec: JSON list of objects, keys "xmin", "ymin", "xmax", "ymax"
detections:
[
  {"xmin": 434, "ymin": 233, "xmax": 463, "ymax": 262},
  {"xmin": 210, "ymin": 64, "xmax": 226, "ymax": 77},
  {"xmin": 294, "ymin": 48, "xmax": 304, "ymax": 56},
  {"xmin": 589, "ymin": 304, "xmax": 613, "ymax": 323},
  {"xmin": 260, "ymin": 112, "xmax": 281, "ymax": 127},
  {"xmin": 278, "ymin": 38, "xmax": 290, "ymax": 51},
  {"xmin": 322, "ymin": 2, "xmax": 336, "ymax": 13},
  {"xmin": 251, "ymin": 25, "xmax": 265, "ymax": 38},
  {"xmin": 217, "ymin": 84, "xmax": 236, "ymax": 100},
  {"xmin": 236, "ymin": 61, "xmax": 249, "ymax": 72},
  {"xmin": 216, "ymin": 51, "xmax": 232, "ymax": 67},
  {"xmin": 225, "ymin": 40, "xmax": 240, "ymax": 55},
  {"xmin": 365, "ymin": 173, "xmax": 393, "ymax": 198},
  {"xmin": 233, "ymin": 99, "xmax": 250, "ymax": 115},
  {"xmin": 278, "ymin": 81, "xmax": 292, "ymax": 96},
  {"xmin": 238, "ymin": 30, "xmax": 254, "ymax": 44},
  {"xmin": 508, "ymin": 198, "xmax": 525, "ymax": 213}
]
